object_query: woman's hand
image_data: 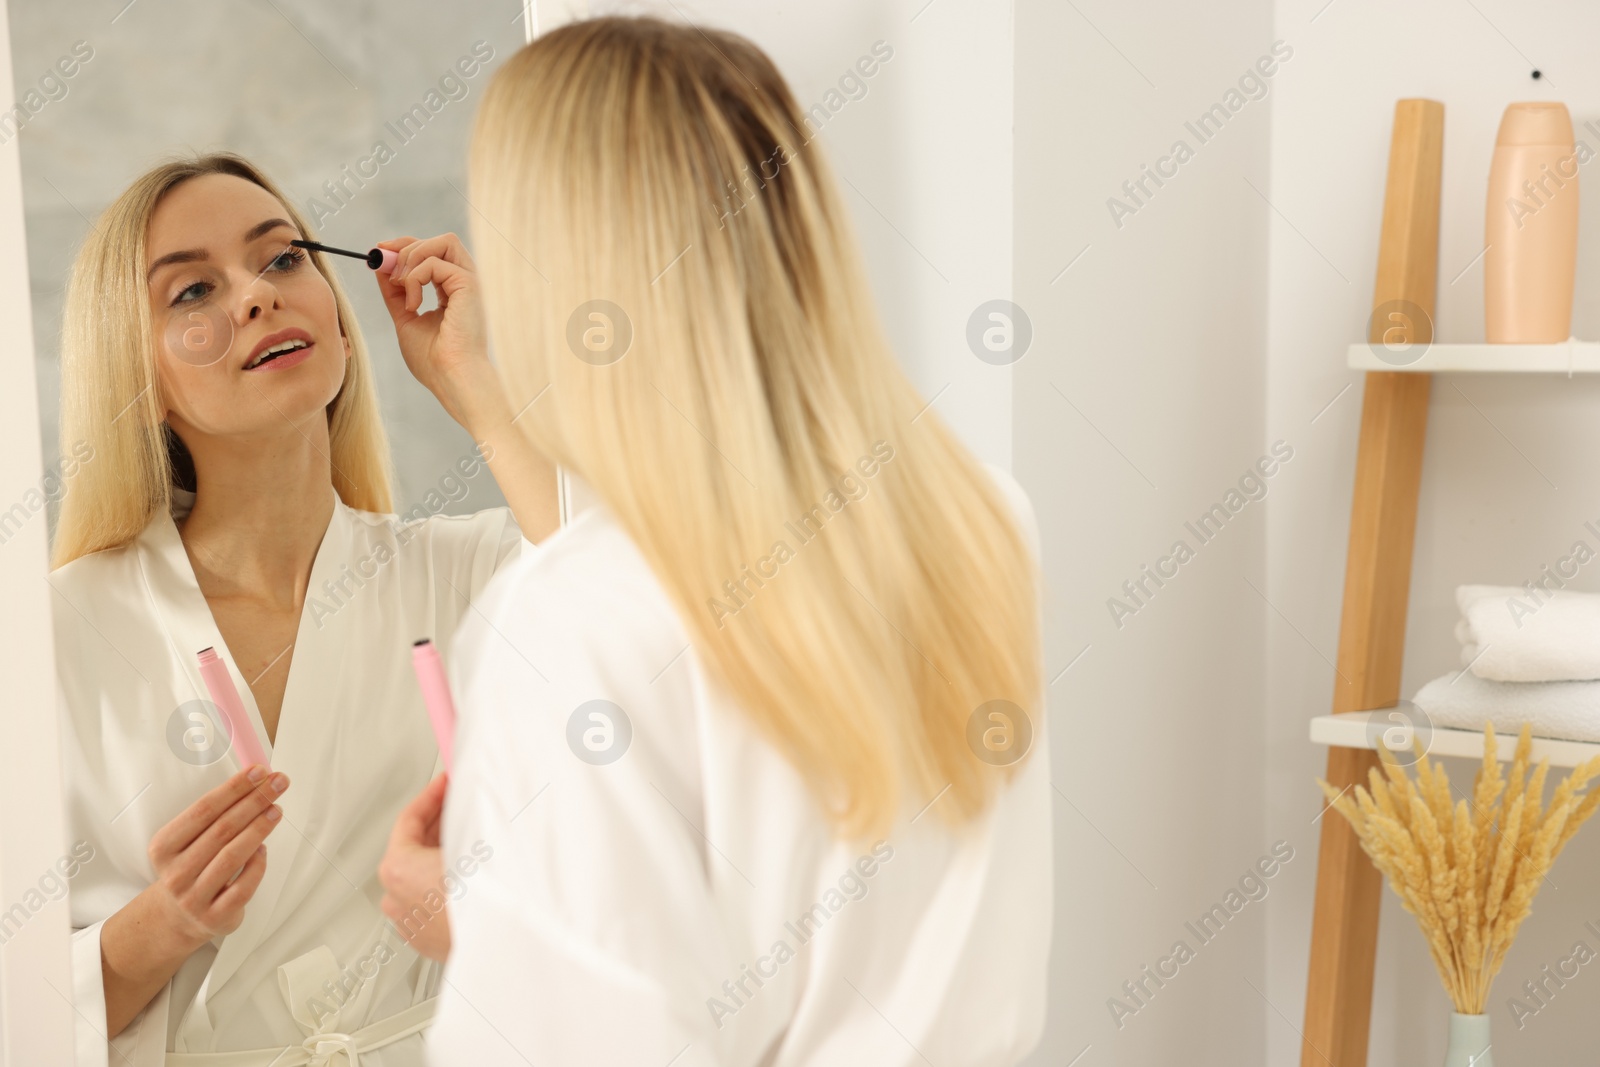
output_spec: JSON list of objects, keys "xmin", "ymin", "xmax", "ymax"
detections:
[
  {"xmin": 379, "ymin": 773, "xmax": 453, "ymax": 962},
  {"xmin": 375, "ymin": 233, "xmax": 561, "ymax": 542},
  {"xmin": 375, "ymin": 234, "xmax": 507, "ymax": 434},
  {"xmin": 100, "ymin": 765, "xmax": 289, "ymax": 1036}
]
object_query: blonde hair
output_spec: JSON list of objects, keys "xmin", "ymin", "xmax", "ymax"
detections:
[
  {"xmin": 52, "ymin": 152, "xmax": 393, "ymax": 568},
  {"xmin": 470, "ymin": 17, "xmax": 1040, "ymax": 836}
]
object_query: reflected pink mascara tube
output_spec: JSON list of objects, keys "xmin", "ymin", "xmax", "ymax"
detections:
[
  {"xmin": 411, "ymin": 639, "xmax": 457, "ymax": 771},
  {"xmin": 197, "ymin": 647, "xmax": 269, "ymax": 770}
]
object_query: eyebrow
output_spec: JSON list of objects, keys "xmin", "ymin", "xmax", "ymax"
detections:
[{"xmin": 146, "ymin": 217, "xmax": 299, "ymax": 282}]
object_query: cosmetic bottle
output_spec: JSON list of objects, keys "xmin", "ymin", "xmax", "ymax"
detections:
[{"xmin": 1485, "ymin": 102, "xmax": 1579, "ymax": 343}]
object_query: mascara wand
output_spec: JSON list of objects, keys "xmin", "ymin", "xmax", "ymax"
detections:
[{"xmin": 290, "ymin": 239, "xmax": 398, "ymax": 274}]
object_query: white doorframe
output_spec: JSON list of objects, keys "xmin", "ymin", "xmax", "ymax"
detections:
[{"xmin": 0, "ymin": 1, "xmax": 77, "ymax": 1061}]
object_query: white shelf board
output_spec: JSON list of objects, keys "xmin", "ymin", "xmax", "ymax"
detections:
[
  {"xmin": 1310, "ymin": 709, "xmax": 1600, "ymax": 768},
  {"xmin": 1347, "ymin": 341, "xmax": 1600, "ymax": 373}
]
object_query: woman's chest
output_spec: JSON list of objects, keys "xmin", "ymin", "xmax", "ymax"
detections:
[{"xmin": 205, "ymin": 595, "xmax": 302, "ymax": 745}]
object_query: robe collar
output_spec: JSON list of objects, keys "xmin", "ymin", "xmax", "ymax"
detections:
[{"xmin": 136, "ymin": 484, "xmax": 357, "ymax": 1014}]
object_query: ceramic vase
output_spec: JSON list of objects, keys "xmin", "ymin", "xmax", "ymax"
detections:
[{"xmin": 1443, "ymin": 1011, "xmax": 1493, "ymax": 1067}]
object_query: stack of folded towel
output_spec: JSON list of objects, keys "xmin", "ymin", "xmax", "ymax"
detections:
[{"xmin": 1411, "ymin": 584, "xmax": 1600, "ymax": 742}]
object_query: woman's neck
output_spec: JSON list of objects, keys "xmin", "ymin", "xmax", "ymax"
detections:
[{"xmin": 176, "ymin": 422, "xmax": 337, "ymax": 608}]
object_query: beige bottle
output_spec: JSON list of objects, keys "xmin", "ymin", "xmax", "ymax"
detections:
[{"xmin": 1485, "ymin": 102, "xmax": 1579, "ymax": 343}]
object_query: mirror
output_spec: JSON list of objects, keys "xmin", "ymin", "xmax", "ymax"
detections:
[{"xmin": 7, "ymin": 1, "xmax": 541, "ymax": 1059}]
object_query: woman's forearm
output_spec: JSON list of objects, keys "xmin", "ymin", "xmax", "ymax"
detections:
[
  {"xmin": 437, "ymin": 353, "xmax": 560, "ymax": 542},
  {"xmin": 100, "ymin": 893, "xmax": 196, "ymax": 1038},
  {"xmin": 468, "ymin": 398, "xmax": 561, "ymax": 544}
]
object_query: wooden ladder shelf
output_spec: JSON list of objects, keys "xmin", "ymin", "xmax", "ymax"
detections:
[
  {"xmin": 1302, "ymin": 97, "xmax": 1600, "ymax": 1063},
  {"xmin": 1301, "ymin": 97, "xmax": 1442, "ymax": 1067}
]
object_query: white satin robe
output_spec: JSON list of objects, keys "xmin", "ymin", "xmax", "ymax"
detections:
[
  {"xmin": 54, "ymin": 487, "xmax": 522, "ymax": 1067},
  {"xmin": 429, "ymin": 466, "xmax": 1052, "ymax": 1065}
]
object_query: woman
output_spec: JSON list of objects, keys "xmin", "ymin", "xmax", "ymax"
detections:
[
  {"xmin": 381, "ymin": 16, "xmax": 1052, "ymax": 1065},
  {"xmin": 52, "ymin": 153, "xmax": 556, "ymax": 1065}
]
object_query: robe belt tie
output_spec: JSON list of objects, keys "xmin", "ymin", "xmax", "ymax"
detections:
[{"xmin": 168, "ymin": 942, "xmax": 435, "ymax": 1066}]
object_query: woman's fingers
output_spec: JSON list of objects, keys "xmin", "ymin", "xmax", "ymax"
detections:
[
  {"xmin": 380, "ymin": 778, "xmax": 448, "ymax": 901},
  {"xmin": 391, "ymin": 232, "xmax": 475, "ymax": 280},
  {"xmin": 169, "ymin": 773, "xmax": 288, "ymax": 887},
  {"xmin": 376, "ymin": 251, "xmax": 472, "ymax": 321},
  {"xmin": 191, "ymin": 802, "xmax": 282, "ymax": 903},
  {"xmin": 377, "ymin": 839, "xmax": 452, "ymax": 961},
  {"xmin": 420, "ymin": 772, "xmax": 449, "ymax": 838},
  {"xmin": 137, "ymin": 770, "xmax": 286, "ymax": 948},
  {"xmin": 208, "ymin": 845, "xmax": 268, "ymax": 930},
  {"xmin": 399, "ymin": 256, "xmax": 475, "ymax": 314},
  {"xmin": 389, "ymin": 773, "xmax": 449, "ymax": 853},
  {"xmin": 379, "ymin": 889, "xmax": 410, "ymax": 925},
  {"xmin": 376, "ymin": 778, "xmax": 454, "ymax": 963},
  {"xmin": 148, "ymin": 766, "xmax": 280, "ymax": 867},
  {"xmin": 376, "ymin": 263, "xmax": 417, "ymax": 326}
]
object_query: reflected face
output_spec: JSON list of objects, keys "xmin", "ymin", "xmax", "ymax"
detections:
[{"xmin": 145, "ymin": 173, "xmax": 348, "ymax": 442}]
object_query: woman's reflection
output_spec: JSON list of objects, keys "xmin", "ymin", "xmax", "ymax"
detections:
[{"xmin": 50, "ymin": 153, "xmax": 553, "ymax": 1065}]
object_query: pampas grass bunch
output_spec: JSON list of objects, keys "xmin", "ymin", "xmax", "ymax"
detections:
[{"xmin": 1319, "ymin": 723, "xmax": 1600, "ymax": 1013}]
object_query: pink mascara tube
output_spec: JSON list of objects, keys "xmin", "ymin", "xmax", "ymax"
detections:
[
  {"xmin": 197, "ymin": 647, "xmax": 269, "ymax": 770},
  {"xmin": 411, "ymin": 639, "xmax": 457, "ymax": 771}
]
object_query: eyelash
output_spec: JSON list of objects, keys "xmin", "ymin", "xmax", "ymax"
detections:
[{"xmin": 168, "ymin": 246, "xmax": 308, "ymax": 308}]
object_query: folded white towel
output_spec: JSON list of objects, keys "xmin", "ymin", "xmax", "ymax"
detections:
[
  {"xmin": 1455, "ymin": 583, "xmax": 1600, "ymax": 682},
  {"xmin": 1413, "ymin": 669, "xmax": 1600, "ymax": 743}
]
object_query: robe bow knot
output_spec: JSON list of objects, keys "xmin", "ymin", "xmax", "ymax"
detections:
[{"xmin": 302, "ymin": 1030, "xmax": 361, "ymax": 1066}]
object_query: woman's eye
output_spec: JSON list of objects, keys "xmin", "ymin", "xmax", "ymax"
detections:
[
  {"xmin": 171, "ymin": 281, "xmax": 209, "ymax": 306},
  {"xmin": 269, "ymin": 248, "xmax": 306, "ymax": 272}
]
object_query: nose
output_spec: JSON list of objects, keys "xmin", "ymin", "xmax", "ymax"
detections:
[{"xmin": 234, "ymin": 265, "xmax": 283, "ymax": 324}]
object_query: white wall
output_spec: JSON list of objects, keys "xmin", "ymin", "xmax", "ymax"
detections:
[
  {"xmin": 1015, "ymin": 1, "xmax": 1275, "ymax": 1063},
  {"xmin": 1265, "ymin": 1, "xmax": 1600, "ymax": 1063}
]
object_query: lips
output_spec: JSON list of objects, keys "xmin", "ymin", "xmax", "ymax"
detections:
[{"xmin": 243, "ymin": 328, "xmax": 314, "ymax": 371}]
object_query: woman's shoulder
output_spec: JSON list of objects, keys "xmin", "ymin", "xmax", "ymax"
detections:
[
  {"xmin": 980, "ymin": 461, "xmax": 1040, "ymax": 562},
  {"xmin": 345, "ymin": 495, "xmax": 515, "ymax": 537},
  {"xmin": 495, "ymin": 502, "xmax": 662, "ymax": 605},
  {"xmin": 47, "ymin": 531, "xmax": 166, "ymax": 674},
  {"xmin": 48, "ymin": 530, "xmax": 145, "ymax": 597},
  {"xmin": 459, "ymin": 503, "xmax": 682, "ymax": 665},
  {"xmin": 341, "ymin": 501, "xmax": 522, "ymax": 566},
  {"xmin": 50, "ymin": 539, "xmax": 136, "ymax": 577}
]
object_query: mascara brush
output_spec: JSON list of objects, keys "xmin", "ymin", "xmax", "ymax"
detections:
[{"xmin": 290, "ymin": 239, "xmax": 398, "ymax": 274}]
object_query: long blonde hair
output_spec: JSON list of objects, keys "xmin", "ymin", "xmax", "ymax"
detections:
[
  {"xmin": 470, "ymin": 17, "xmax": 1040, "ymax": 836},
  {"xmin": 52, "ymin": 153, "xmax": 392, "ymax": 568}
]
